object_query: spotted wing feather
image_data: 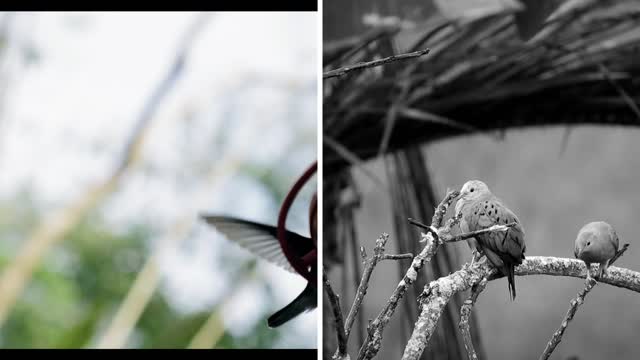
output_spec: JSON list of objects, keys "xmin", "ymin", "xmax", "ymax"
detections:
[{"xmin": 465, "ymin": 196, "xmax": 526, "ymax": 299}]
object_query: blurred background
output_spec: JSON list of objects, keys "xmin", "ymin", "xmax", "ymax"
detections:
[
  {"xmin": 0, "ymin": 11, "xmax": 317, "ymax": 348},
  {"xmin": 324, "ymin": 1, "xmax": 640, "ymax": 359}
]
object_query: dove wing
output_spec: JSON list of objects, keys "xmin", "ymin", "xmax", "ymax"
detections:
[
  {"xmin": 466, "ymin": 196, "xmax": 526, "ymax": 264},
  {"xmin": 608, "ymin": 225, "xmax": 619, "ymax": 251}
]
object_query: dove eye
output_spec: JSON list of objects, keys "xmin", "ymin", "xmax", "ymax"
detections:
[
  {"xmin": 587, "ymin": 241, "xmax": 591, "ymax": 246},
  {"xmin": 470, "ymin": 188, "xmax": 474, "ymax": 193}
]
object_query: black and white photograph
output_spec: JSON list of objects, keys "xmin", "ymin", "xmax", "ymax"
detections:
[{"xmin": 323, "ymin": 1, "xmax": 640, "ymax": 359}]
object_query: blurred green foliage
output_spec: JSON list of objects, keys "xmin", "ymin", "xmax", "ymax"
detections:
[{"xmin": 0, "ymin": 193, "xmax": 282, "ymax": 349}]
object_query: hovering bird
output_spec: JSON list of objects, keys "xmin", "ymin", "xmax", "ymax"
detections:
[
  {"xmin": 455, "ymin": 180, "xmax": 526, "ymax": 300},
  {"xmin": 574, "ymin": 221, "xmax": 619, "ymax": 280},
  {"xmin": 202, "ymin": 163, "xmax": 317, "ymax": 328}
]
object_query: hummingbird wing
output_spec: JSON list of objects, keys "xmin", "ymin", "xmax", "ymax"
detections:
[{"xmin": 201, "ymin": 215, "xmax": 314, "ymax": 275}]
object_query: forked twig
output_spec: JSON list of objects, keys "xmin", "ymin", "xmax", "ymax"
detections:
[
  {"xmin": 344, "ymin": 234, "xmax": 389, "ymax": 339},
  {"xmin": 357, "ymin": 191, "xmax": 459, "ymax": 360},
  {"xmin": 539, "ymin": 243, "xmax": 630, "ymax": 360},
  {"xmin": 324, "ymin": 268, "xmax": 348, "ymax": 359},
  {"xmin": 335, "ymin": 234, "xmax": 414, "ymax": 359}
]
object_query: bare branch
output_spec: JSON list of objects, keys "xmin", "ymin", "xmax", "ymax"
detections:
[
  {"xmin": 357, "ymin": 191, "xmax": 459, "ymax": 360},
  {"xmin": 538, "ymin": 277, "xmax": 597, "ymax": 360},
  {"xmin": 402, "ymin": 256, "xmax": 640, "ymax": 360},
  {"xmin": 538, "ymin": 243, "xmax": 630, "ymax": 360},
  {"xmin": 442, "ymin": 223, "xmax": 517, "ymax": 243},
  {"xmin": 411, "ymin": 215, "xmax": 516, "ymax": 245},
  {"xmin": 459, "ymin": 277, "xmax": 488, "ymax": 360},
  {"xmin": 407, "ymin": 218, "xmax": 439, "ymax": 237},
  {"xmin": 402, "ymin": 261, "xmax": 492, "ymax": 360},
  {"xmin": 323, "ymin": 135, "xmax": 388, "ymax": 191},
  {"xmin": 432, "ymin": 190, "xmax": 460, "ymax": 227},
  {"xmin": 323, "ymin": 49, "xmax": 430, "ymax": 79},
  {"xmin": 345, "ymin": 234, "xmax": 389, "ymax": 339},
  {"xmin": 598, "ymin": 63, "xmax": 640, "ymax": 121},
  {"xmin": 609, "ymin": 243, "xmax": 630, "ymax": 266},
  {"xmin": 324, "ymin": 268, "xmax": 348, "ymax": 359},
  {"xmin": 382, "ymin": 254, "xmax": 413, "ymax": 261}
]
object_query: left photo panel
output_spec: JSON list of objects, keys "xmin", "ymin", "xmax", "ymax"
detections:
[{"xmin": 0, "ymin": 11, "xmax": 317, "ymax": 349}]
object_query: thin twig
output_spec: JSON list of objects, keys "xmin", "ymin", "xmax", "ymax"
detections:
[
  {"xmin": 323, "ymin": 49, "xmax": 430, "ymax": 79},
  {"xmin": 324, "ymin": 268, "xmax": 348, "ymax": 359},
  {"xmin": 357, "ymin": 191, "xmax": 459, "ymax": 360},
  {"xmin": 459, "ymin": 277, "xmax": 488, "ymax": 360},
  {"xmin": 442, "ymin": 223, "xmax": 517, "ymax": 243},
  {"xmin": 377, "ymin": 80, "xmax": 411, "ymax": 156},
  {"xmin": 345, "ymin": 234, "xmax": 389, "ymax": 339},
  {"xmin": 409, "ymin": 218, "xmax": 516, "ymax": 244},
  {"xmin": 538, "ymin": 277, "xmax": 597, "ymax": 360},
  {"xmin": 598, "ymin": 63, "xmax": 640, "ymax": 121},
  {"xmin": 407, "ymin": 217, "xmax": 439, "ymax": 236},
  {"xmin": 323, "ymin": 135, "xmax": 388, "ymax": 191},
  {"xmin": 538, "ymin": 243, "xmax": 630, "ymax": 360},
  {"xmin": 609, "ymin": 243, "xmax": 629, "ymax": 266},
  {"xmin": 382, "ymin": 254, "xmax": 414, "ymax": 261}
]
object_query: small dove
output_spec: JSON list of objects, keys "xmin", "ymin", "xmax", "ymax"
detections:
[
  {"xmin": 574, "ymin": 221, "xmax": 619, "ymax": 280},
  {"xmin": 455, "ymin": 180, "xmax": 526, "ymax": 300}
]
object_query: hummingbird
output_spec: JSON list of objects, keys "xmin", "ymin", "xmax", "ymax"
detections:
[{"xmin": 202, "ymin": 214, "xmax": 317, "ymax": 327}]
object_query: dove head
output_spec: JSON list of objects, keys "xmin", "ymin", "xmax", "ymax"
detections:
[
  {"xmin": 575, "ymin": 230, "xmax": 597, "ymax": 262},
  {"xmin": 574, "ymin": 221, "xmax": 615, "ymax": 263},
  {"xmin": 458, "ymin": 180, "xmax": 491, "ymax": 202}
]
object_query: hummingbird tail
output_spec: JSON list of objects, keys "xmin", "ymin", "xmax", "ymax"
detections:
[{"xmin": 267, "ymin": 283, "xmax": 317, "ymax": 328}]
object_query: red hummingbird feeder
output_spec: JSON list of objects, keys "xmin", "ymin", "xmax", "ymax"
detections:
[{"xmin": 276, "ymin": 160, "xmax": 317, "ymax": 286}]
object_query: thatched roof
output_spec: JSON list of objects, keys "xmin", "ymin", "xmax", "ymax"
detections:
[{"xmin": 323, "ymin": 1, "xmax": 640, "ymax": 176}]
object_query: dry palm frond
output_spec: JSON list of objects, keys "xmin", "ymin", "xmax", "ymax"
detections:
[{"xmin": 324, "ymin": 1, "xmax": 640, "ymax": 176}]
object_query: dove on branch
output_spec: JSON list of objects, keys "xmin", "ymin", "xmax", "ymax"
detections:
[
  {"xmin": 574, "ymin": 221, "xmax": 619, "ymax": 280},
  {"xmin": 455, "ymin": 180, "xmax": 526, "ymax": 300}
]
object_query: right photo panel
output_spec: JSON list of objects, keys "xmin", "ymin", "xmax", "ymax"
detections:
[{"xmin": 322, "ymin": 1, "xmax": 640, "ymax": 360}]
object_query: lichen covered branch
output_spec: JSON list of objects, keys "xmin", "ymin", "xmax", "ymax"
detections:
[
  {"xmin": 357, "ymin": 191, "xmax": 459, "ymax": 360},
  {"xmin": 402, "ymin": 261, "xmax": 492, "ymax": 360},
  {"xmin": 402, "ymin": 255, "xmax": 640, "ymax": 360},
  {"xmin": 345, "ymin": 233, "xmax": 389, "ymax": 339},
  {"xmin": 538, "ymin": 243, "xmax": 630, "ymax": 360},
  {"xmin": 459, "ymin": 277, "xmax": 488, "ymax": 360},
  {"xmin": 324, "ymin": 268, "xmax": 348, "ymax": 359}
]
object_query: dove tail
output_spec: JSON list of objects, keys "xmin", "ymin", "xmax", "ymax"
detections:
[
  {"xmin": 267, "ymin": 283, "xmax": 317, "ymax": 328},
  {"xmin": 506, "ymin": 264, "xmax": 516, "ymax": 301}
]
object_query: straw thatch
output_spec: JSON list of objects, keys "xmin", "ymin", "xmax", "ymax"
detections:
[{"xmin": 324, "ymin": 1, "xmax": 640, "ymax": 176}]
